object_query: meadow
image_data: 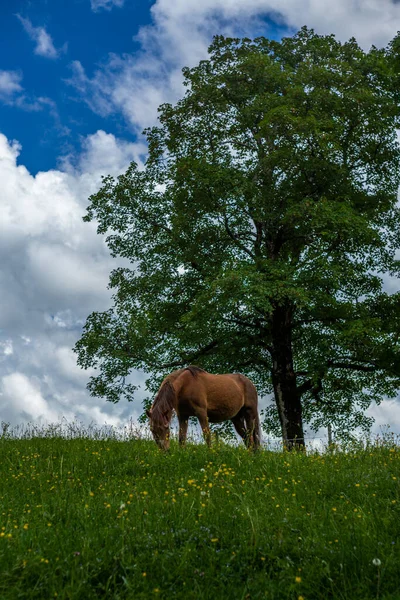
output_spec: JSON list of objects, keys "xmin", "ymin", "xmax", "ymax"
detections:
[{"xmin": 0, "ymin": 431, "xmax": 399, "ymax": 600}]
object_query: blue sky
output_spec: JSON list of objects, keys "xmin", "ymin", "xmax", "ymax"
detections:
[
  {"xmin": 1, "ymin": 0, "xmax": 400, "ymax": 436},
  {"xmin": 0, "ymin": 0, "xmax": 154, "ymax": 174}
]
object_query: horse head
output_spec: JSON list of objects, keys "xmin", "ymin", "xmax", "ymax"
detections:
[{"xmin": 146, "ymin": 408, "xmax": 170, "ymax": 450}]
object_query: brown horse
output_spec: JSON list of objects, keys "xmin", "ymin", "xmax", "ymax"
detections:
[{"xmin": 146, "ymin": 366, "xmax": 261, "ymax": 450}]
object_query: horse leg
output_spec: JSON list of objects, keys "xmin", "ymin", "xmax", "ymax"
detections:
[
  {"xmin": 243, "ymin": 407, "xmax": 260, "ymax": 450},
  {"xmin": 196, "ymin": 411, "xmax": 211, "ymax": 447},
  {"xmin": 178, "ymin": 417, "xmax": 189, "ymax": 447},
  {"xmin": 231, "ymin": 413, "xmax": 248, "ymax": 447}
]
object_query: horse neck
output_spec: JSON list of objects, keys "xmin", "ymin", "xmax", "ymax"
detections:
[
  {"xmin": 152, "ymin": 377, "xmax": 178, "ymax": 424},
  {"xmin": 163, "ymin": 370, "xmax": 185, "ymax": 397},
  {"xmin": 153, "ymin": 368, "xmax": 200, "ymax": 415}
]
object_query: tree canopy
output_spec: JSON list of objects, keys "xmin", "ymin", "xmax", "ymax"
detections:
[{"xmin": 74, "ymin": 27, "xmax": 400, "ymax": 447}]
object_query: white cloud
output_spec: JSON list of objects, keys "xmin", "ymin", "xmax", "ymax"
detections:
[
  {"xmin": 0, "ymin": 132, "xmax": 146, "ymax": 427},
  {"xmin": 367, "ymin": 400, "xmax": 400, "ymax": 434},
  {"xmin": 1, "ymin": 373, "xmax": 59, "ymax": 422},
  {"xmin": 0, "ymin": 70, "xmax": 23, "ymax": 102},
  {"xmin": 149, "ymin": 0, "xmax": 400, "ymax": 50},
  {"xmin": 17, "ymin": 15, "xmax": 66, "ymax": 59},
  {"xmin": 0, "ymin": 340, "xmax": 13, "ymax": 357},
  {"xmin": 0, "ymin": 370, "xmax": 135, "ymax": 427},
  {"xmin": 66, "ymin": 0, "xmax": 400, "ymax": 137},
  {"xmin": 0, "ymin": 70, "xmax": 64, "ymax": 125},
  {"xmin": 62, "ymin": 129, "xmax": 147, "ymax": 177},
  {"xmin": 54, "ymin": 346, "xmax": 96, "ymax": 383},
  {"xmin": 90, "ymin": 0, "xmax": 124, "ymax": 12}
]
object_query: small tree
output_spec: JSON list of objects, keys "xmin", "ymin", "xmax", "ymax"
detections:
[{"xmin": 75, "ymin": 27, "xmax": 400, "ymax": 448}]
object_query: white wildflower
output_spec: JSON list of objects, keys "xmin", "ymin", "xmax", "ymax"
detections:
[{"xmin": 372, "ymin": 558, "xmax": 381, "ymax": 567}]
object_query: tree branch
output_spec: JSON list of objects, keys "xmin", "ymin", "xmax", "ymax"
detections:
[
  {"xmin": 222, "ymin": 213, "xmax": 256, "ymax": 260},
  {"xmin": 327, "ymin": 360, "xmax": 377, "ymax": 372},
  {"xmin": 158, "ymin": 340, "xmax": 219, "ymax": 369},
  {"xmin": 297, "ymin": 377, "xmax": 323, "ymax": 398}
]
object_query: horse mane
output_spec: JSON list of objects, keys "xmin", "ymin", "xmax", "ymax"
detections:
[
  {"xmin": 185, "ymin": 365, "xmax": 206, "ymax": 377},
  {"xmin": 151, "ymin": 380, "xmax": 176, "ymax": 425}
]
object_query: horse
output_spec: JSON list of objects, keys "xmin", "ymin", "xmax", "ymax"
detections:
[{"xmin": 146, "ymin": 366, "xmax": 261, "ymax": 450}]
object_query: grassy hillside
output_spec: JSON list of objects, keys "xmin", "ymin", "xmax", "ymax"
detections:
[{"xmin": 0, "ymin": 437, "xmax": 399, "ymax": 599}]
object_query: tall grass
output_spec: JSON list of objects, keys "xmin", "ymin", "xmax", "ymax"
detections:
[{"xmin": 0, "ymin": 429, "xmax": 399, "ymax": 599}]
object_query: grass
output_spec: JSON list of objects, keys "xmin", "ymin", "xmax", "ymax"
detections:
[{"xmin": 0, "ymin": 434, "xmax": 399, "ymax": 599}]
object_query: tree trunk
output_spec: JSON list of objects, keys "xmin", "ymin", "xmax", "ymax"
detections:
[{"xmin": 271, "ymin": 304, "xmax": 305, "ymax": 450}]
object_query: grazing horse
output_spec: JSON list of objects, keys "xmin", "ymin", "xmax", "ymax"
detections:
[{"xmin": 146, "ymin": 366, "xmax": 261, "ymax": 450}]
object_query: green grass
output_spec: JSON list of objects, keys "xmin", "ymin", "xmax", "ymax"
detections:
[{"xmin": 0, "ymin": 437, "xmax": 399, "ymax": 599}]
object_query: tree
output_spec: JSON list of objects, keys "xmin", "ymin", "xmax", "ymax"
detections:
[{"xmin": 74, "ymin": 27, "xmax": 400, "ymax": 448}]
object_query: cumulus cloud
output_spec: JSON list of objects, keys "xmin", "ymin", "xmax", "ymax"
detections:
[
  {"xmin": 66, "ymin": 0, "xmax": 400, "ymax": 135},
  {"xmin": 367, "ymin": 400, "xmax": 400, "ymax": 434},
  {"xmin": 17, "ymin": 15, "xmax": 66, "ymax": 59},
  {"xmin": 0, "ymin": 132, "xmax": 146, "ymax": 427},
  {"xmin": 1, "ymin": 373, "xmax": 59, "ymax": 422},
  {"xmin": 91, "ymin": 0, "xmax": 124, "ymax": 12},
  {"xmin": 148, "ymin": 0, "xmax": 400, "ymax": 50},
  {"xmin": 63, "ymin": 128, "xmax": 147, "ymax": 176}
]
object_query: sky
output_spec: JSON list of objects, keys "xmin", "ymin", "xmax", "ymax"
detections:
[{"xmin": 1, "ymin": 0, "xmax": 400, "ymax": 438}]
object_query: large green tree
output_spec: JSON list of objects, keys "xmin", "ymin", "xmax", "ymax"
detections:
[{"xmin": 75, "ymin": 27, "xmax": 400, "ymax": 448}]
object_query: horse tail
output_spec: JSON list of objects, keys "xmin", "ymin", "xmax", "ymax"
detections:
[
  {"xmin": 248, "ymin": 379, "xmax": 262, "ymax": 446},
  {"xmin": 239, "ymin": 374, "xmax": 262, "ymax": 447},
  {"xmin": 151, "ymin": 379, "xmax": 176, "ymax": 426}
]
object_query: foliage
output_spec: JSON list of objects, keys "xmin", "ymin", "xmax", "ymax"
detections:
[
  {"xmin": 0, "ymin": 436, "xmax": 399, "ymax": 599},
  {"xmin": 74, "ymin": 27, "xmax": 400, "ymax": 443}
]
